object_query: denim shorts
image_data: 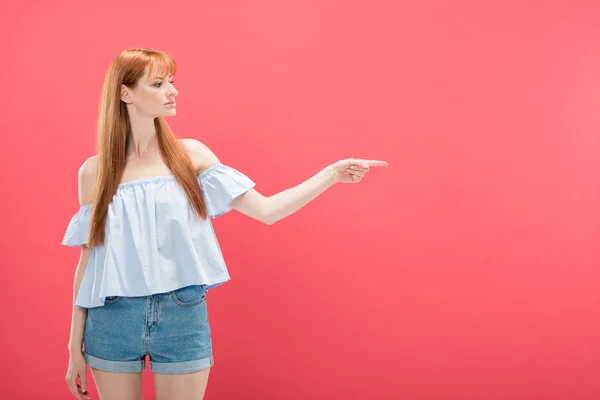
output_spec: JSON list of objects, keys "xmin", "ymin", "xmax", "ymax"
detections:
[{"xmin": 83, "ymin": 284, "xmax": 214, "ymax": 374}]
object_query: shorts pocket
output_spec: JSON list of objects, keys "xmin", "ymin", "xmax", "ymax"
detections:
[
  {"xmin": 104, "ymin": 295, "xmax": 123, "ymax": 305},
  {"xmin": 170, "ymin": 285, "xmax": 206, "ymax": 307}
]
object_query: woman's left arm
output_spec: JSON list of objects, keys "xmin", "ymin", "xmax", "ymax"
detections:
[{"xmin": 230, "ymin": 158, "xmax": 388, "ymax": 225}]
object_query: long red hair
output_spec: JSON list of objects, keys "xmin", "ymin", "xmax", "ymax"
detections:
[{"xmin": 87, "ymin": 48, "xmax": 208, "ymax": 248}]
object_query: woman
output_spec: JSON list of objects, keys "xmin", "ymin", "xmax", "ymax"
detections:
[{"xmin": 63, "ymin": 48, "xmax": 387, "ymax": 400}]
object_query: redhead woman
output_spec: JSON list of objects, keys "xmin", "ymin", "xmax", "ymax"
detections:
[{"xmin": 63, "ymin": 48, "xmax": 387, "ymax": 400}]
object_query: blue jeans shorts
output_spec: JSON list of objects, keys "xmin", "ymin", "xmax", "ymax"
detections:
[{"xmin": 83, "ymin": 284, "xmax": 214, "ymax": 374}]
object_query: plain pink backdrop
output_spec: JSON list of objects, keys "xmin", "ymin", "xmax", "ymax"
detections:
[{"xmin": 1, "ymin": 1, "xmax": 599, "ymax": 399}]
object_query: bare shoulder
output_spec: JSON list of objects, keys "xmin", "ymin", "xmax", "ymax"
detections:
[
  {"xmin": 180, "ymin": 138, "xmax": 221, "ymax": 172},
  {"xmin": 77, "ymin": 155, "xmax": 98, "ymax": 206}
]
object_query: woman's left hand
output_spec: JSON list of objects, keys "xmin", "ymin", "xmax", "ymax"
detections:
[{"xmin": 328, "ymin": 158, "xmax": 388, "ymax": 184}]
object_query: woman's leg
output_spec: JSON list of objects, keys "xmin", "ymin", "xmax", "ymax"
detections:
[
  {"xmin": 90, "ymin": 368, "xmax": 143, "ymax": 400},
  {"xmin": 153, "ymin": 367, "xmax": 211, "ymax": 400},
  {"xmin": 84, "ymin": 296, "xmax": 147, "ymax": 399}
]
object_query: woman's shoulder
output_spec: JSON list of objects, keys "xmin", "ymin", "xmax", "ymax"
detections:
[
  {"xmin": 78, "ymin": 155, "xmax": 98, "ymax": 206},
  {"xmin": 179, "ymin": 138, "xmax": 221, "ymax": 174}
]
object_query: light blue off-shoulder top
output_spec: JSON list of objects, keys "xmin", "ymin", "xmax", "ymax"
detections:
[{"xmin": 61, "ymin": 163, "xmax": 256, "ymax": 308}]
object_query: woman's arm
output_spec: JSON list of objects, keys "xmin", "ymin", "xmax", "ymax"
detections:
[
  {"xmin": 68, "ymin": 156, "xmax": 97, "ymax": 353},
  {"xmin": 231, "ymin": 158, "xmax": 388, "ymax": 225},
  {"xmin": 68, "ymin": 249, "xmax": 91, "ymax": 352},
  {"xmin": 180, "ymin": 138, "xmax": 388, "ymax": 224}
]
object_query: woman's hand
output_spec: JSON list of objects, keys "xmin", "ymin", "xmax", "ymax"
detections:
[
  {"xmin": 66, "ymin": 350, "xmax": 91, "ymax": 399},
  {"xmin": 328, "ymin": 158, "xmax": 388, "ymax": 184}
]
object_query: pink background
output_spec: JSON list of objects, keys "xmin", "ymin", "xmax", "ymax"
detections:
[{"xmin": 1, "ymin": 1, "xmax": 599, "ymax": 399}]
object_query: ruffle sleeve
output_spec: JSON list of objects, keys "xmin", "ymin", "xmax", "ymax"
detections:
[
  {"xmin": 198, "ymin": 163, "xmax": 256, "ymax": 218},
  {"xmin": 61, "ymin": 203, "xmax": 92, "ymax": 246}
]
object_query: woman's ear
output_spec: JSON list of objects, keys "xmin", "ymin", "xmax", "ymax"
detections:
[{"xmin": 121, "ymin": 84, "xmax": 131, "ymax": 104}]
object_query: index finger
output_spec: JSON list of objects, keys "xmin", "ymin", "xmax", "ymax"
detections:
[{"xmin": 360, "ymin": 160, "xmax": 388, "ymax": 167}]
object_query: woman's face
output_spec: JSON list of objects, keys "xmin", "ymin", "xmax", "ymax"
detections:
[{"xmin": 121, "ymin": 67, "xmax": 178, "ymax": 117}]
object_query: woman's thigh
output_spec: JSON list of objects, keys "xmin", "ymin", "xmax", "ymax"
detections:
[
  {"xmin": 90, "ymin": 368, "xmax": 143, "ymax": 400},
  {"xmin": 154, "ymin": 367, "xmax": 211, "ymax": 400}
]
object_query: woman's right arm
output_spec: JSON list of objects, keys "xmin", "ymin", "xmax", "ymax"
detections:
[
  {"xmin": 68, "ymin": 248, "xmax": 91, "ymax": 352},
  {"xmin": 68, "ymin": 156, "xmax": 97, "ymax": 353},
  {"xmin": 65, "ymin": 156, "xmax": 97, "ymax": 399}
]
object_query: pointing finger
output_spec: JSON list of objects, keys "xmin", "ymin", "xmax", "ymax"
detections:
[{"xmin": 362, "ymin": 160, "xmax": 388, "ymax": 167}]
